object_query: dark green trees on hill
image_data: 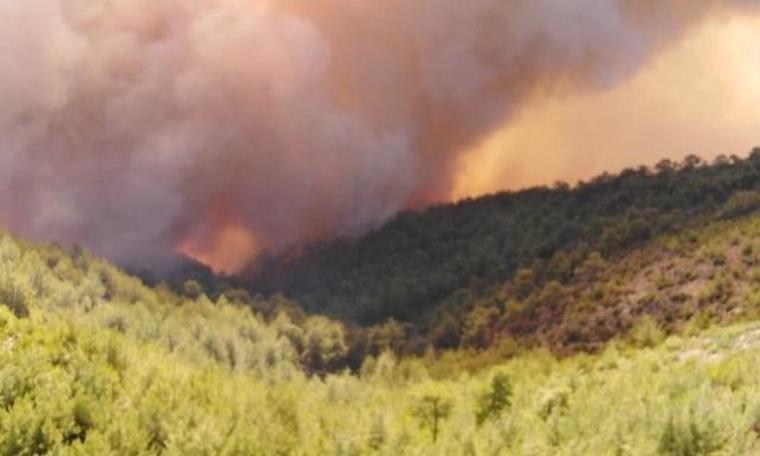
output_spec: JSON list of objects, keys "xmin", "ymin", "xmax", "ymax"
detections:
[{"xmin": 252, "ymin": 150, "xmax": 760, "ymax": 326}]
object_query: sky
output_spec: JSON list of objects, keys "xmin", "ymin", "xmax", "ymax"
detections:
[{"xmin": 454, "ymin": 14, "xmax": 760, "ymax": 197}]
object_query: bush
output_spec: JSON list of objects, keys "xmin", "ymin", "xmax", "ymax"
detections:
[
  {"xmin": 719, "ymin": 191, "xmax": 760, "ymax": 220},
  {"xmin": 410, "ymin": 386, "xmax": 454, "ymax": 443},
  {"xmin": 629, "ymin": 316, "xmax": 666, "ymax": 348},
  {"xmin": 476, "ymin": 371, "xmax": 513, "ymax": 425},
  {"xmin": 0, "ymin": 281, "xmax": 29, "ymax": 318},
  {"xmin": 658, "ymin": 411, "xmax": 725, "ymax": 455},
  {"xmin": 182, "ymin": 280, "xmax": 204, "ymax": 299}
]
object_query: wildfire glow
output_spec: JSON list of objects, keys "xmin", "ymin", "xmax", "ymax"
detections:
[
  {"xmin": 184, "ymin": 12, "xmax": 760, "ymax": 274},
  {"xmin": 453, "ymin": 15, "xmax": 760, "ymax": 199},
  {"xmin": 178, "ymin": 223, "xmax": 259, "ymax": 274}
]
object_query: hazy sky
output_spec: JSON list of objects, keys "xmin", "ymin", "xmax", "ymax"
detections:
[{"xmin": 454, "ymin": 14, "xmax": 760, "ymax": 198}]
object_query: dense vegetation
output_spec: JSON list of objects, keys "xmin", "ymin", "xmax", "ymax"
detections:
[
  {"xmin": 5, "ymin": 240, "xmax": 760, "ymax": 453},
  {"xmin": 0, "ymin": 234, "xmax": 355, "ymax": 378},
  {"xmin": 6, "ymin": 152, "xmax": 760, "ymax": 453},
  {"xmin": 450, "ymin": 213, "xmax": 760, "ymax": 353},
  {"xmin": 252, "ymin": 151, "xmax": 760, "ymax": 327}
]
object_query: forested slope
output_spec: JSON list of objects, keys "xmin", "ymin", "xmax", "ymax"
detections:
[
  {"xmin": 7, "ymin": 151, "xmax": 760, "ymax": 452},
  {"xmin": 252, "ymin": 151, "xmax": 760, "ymax": 327},
  {"xmin": 4, "ymin": 251, "xmax": 760, "ymax": 453},
  {"xmin": 5, "ymin": 159, "xmax": 760, "ymax": 451},
  {"xmin": 446, "ymin": 213, "xmax": 760, "ymax": 354}
]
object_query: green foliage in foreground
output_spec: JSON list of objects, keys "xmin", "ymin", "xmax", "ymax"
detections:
[
  {"xmin": 1, "ymin": 223, "xmax": 760, "ymax": 453},
  {"xmin": 4, "ymin": 304, "xmax": 760, "ymax": 454},
  {"xmin": 0, "ymin": 233, "xmax": 354, "ymax": 377},
  {"xmin": 7, "ymin": 188, "xmax": 760, "ymax": 452}
]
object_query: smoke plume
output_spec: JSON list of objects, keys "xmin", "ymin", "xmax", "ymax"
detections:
[
  {"xmin": 453, "ymin": 12, "xmax": 760, "ymax": 198},
  {"xmin": 0, "ymin": 0, "xmax": 754, "ymax": 272}
]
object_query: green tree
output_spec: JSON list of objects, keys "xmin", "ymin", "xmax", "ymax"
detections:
[
  {"xmin": 301, "ymin": 316, "xmax": 348, "ymax": 374},
  {"xmin": 367, "ymin": 413, "xmax": 386, "ymax": 450},
  {"xmin": 462, "ymin": 306, "xmax": 501, "ymax": 349},
  {"xmin": 658, "ymin": 412, "xmax": 725, "ymax": 456},
  {"xmin": 719, "ymin": 191, "xmax": 760, "ymax": 220},
  {"xmin": 0, "ymin": 280, "xmax": 29, "ymax": 318},
  {"xmin": 475, "ymin": 371, "xmax": 513, "ymax": 426},
  {"xmin": 182, "ymin": 280, "xmax": 204, "ymax": 299},
  {"xmin": 366, "ymin": 319, "xmax": 407, "ymax": 355},
  {"xmin": 410, "ymin": 387, "xmax": 454, "ymax": 443},
  {"xmin": 512, "ymin": 268, "xmax": 537, "ymax": 299}
]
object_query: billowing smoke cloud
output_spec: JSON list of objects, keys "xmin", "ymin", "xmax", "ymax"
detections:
[
  {"xmin": 453, "ymin": 13, "xmax": 760, "ymax": 198},
  {"xmin": 0, "ymin": 0, "xmax": 754, "ymax": 272}
]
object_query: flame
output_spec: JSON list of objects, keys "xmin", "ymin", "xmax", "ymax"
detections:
[
  {"xmin": 178, "ymin": 222, "xmax": 259, "ymax": 274},
  {"xmin": 453, "ymin": 14, "xmax": 760, "ymax": 199}
]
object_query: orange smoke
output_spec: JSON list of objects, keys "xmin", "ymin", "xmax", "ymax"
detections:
[
  {"xmin": 183, "ymin": 5, "xmax": 760, "ymax": 273},
  {"xmin": 174, "ymin": 197, "xmax": 259, "ymax": 274},
  {"xmin": 453, "ymin": 14, "xmax": 760, "ymax": 198},
  {"xmin": 178, "ymin": 223, "xmax": 258, "ymax": 274}
]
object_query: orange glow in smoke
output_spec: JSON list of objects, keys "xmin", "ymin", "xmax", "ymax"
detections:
[
  {"xmin": 452, "ymin": 15, "xmax": 760, "ymax": 199},
  {"xmin": 177, "ymin": 12, "xmax": 760, "ymax": 275},
  {"xmin": 178, "ymin": 223, "xmax": 259, "ymax": 275}
]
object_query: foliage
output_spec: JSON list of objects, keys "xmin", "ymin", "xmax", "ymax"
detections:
[
  {"xmin": 5, "ymin": 153, "xmax": 760, "ymax": 452},
  {"xmin": 8, "ymin": 303, "xmax": 760, "ymax": 454},
  {"xmin": 658, "ymin": 408, "xmax": 726, "ymax": 455},
  {"xmin": 409, "ymin": 386, "xmax": 454, "ymax": 443},
  {"xmin": 719, "ymin": 190, "xmax": 760, "ymax": 220},
  {"xmin": 3, "ymin": 226, "xmax": 760, "ymax": 452},
  {"xmin": 475, "ymin": 371, "xmax": 512, "ymax": 426},
  {"xmin": 252, "ymin": 151, "xmax": 760, "ymax": 327}
]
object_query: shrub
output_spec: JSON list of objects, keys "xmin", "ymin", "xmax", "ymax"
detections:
[
  {"xmin": 410, "ymin": 387, "xmax": 454, "ymax": 443},
  {"xmin": 658, "ymin": 411, "xmax": 725, "ymax": 456},
  {"xmin": 0, "ymin": 281, "xmax": 29, "ymax": 318},
  {"xmin": 476, "ymin": 371, "xmax": 513, "ymax": 425},
  {"xmin": 182, "ymin": 280, "xmax": 204, "ymax": 299},
  {"xmin": 462, "ymin": 306, "xmax": 501, "ymax": 349},
  {"xmin": 629, "ymin": 316, "xmax": 666, "ymax": 348},
  {"xmin": 719, "ymin": 191, "xmax": 760, "ymax": 220}
]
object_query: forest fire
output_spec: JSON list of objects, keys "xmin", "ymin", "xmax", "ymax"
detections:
[
  {"xmin": 453, "ymin": 14, "xmax": 760, "ymax": 199},
  {"xmin": 178, "ymin": 223, "xmax": 258, "ymax": 275},
  {"xmin": 0, "ymin": 0, "xmax": 757, "ymax": 273}
]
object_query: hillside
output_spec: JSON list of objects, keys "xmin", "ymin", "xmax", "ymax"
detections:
[
  {"xmin": 251, "ymin": 151, "xmax": 760, "ymax": 328},
  {"xmin": 3, "ymin": 230, "xmax": 760, "ymax": 452},
  {"xmin": 3, "ymin": 1, "xmax": 759, "ymax": 452},
  {"xmin": 449, "ymin": 212, "xmax": 760, "ymax": 354},
  {"xmin": 5, "ymin": 155, "xmax": 760, "ymax": 452}
]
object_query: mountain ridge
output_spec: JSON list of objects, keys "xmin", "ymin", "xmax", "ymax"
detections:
[{"xmin": 249, "ymin": 150, "xmax": 760, "ymax": 326}]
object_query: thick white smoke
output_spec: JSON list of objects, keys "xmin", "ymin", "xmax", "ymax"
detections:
[{"xmin": 0, "ymin": 0, "xmax": 752, "ymax": 271}]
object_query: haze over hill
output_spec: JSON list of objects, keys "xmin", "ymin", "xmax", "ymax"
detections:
[
  {"xmin": 5, "ymin": 154, "xmax": 760, "ymax": 452},
  {"xmin": 454, "ymin": 13, "xmax": 760, "ymax": 197},
  {"xmin": 251, "ymin": 151, "xmax": 760, "ymax": 326},
  {"xmin": 0, "ymin": 1, "xmax": 759, "ymax": 274}
]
